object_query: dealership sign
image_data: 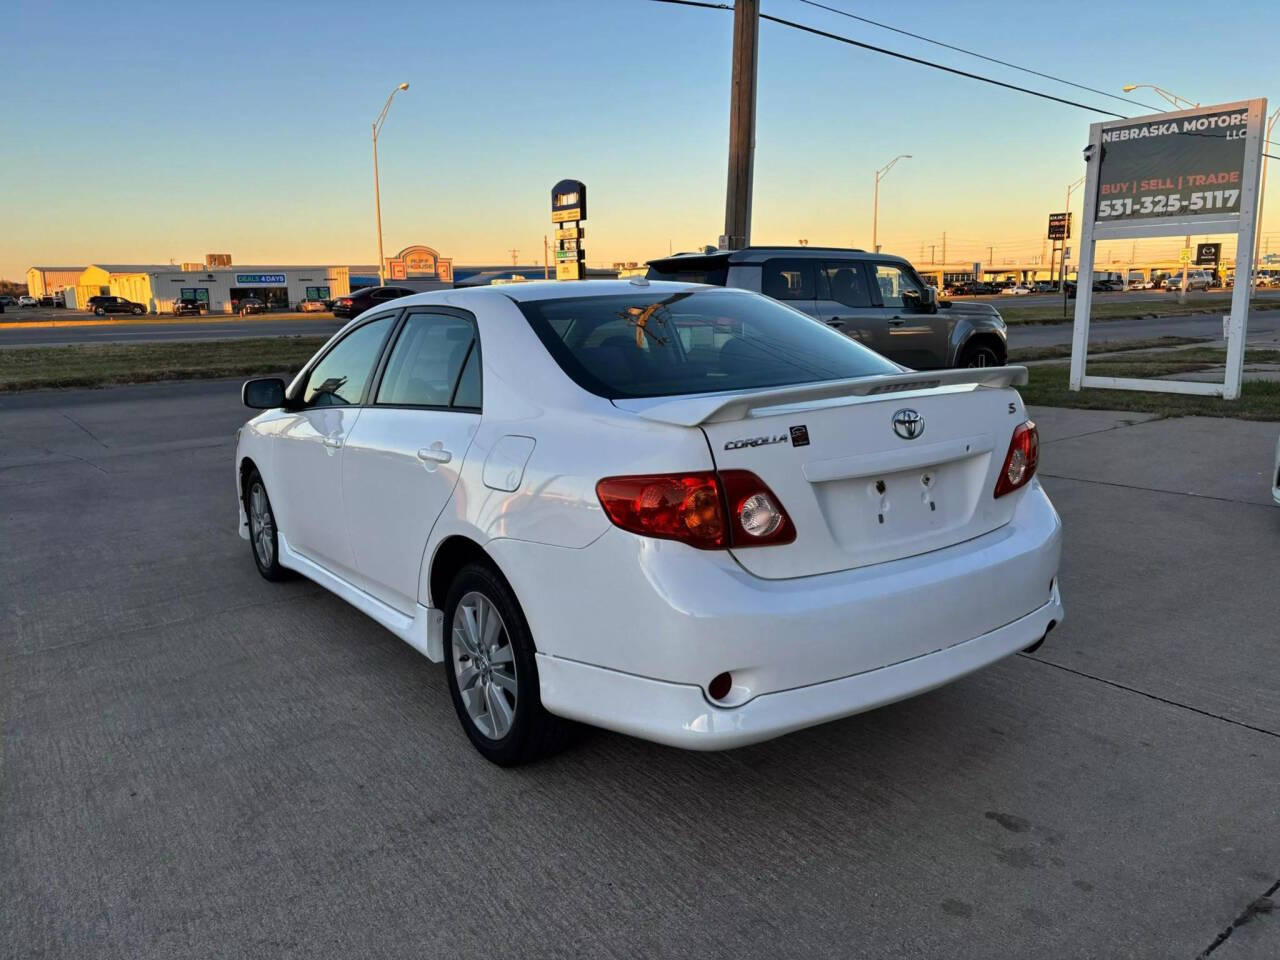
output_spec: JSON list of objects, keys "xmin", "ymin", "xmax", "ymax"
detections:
[
  {"xmin": 235, "ymin": 274, "xmax": 286, "ymax": 284},
  {"xmin": 1069, "ymin": 98, "xmax": 1267, "ymax": 401},
  {"xmin": 1047, "ymin": 212, "xmax": 1071, "ymax": 240},
  {"xmin": 552, "ymin": 179, "xmax": 587, "ymax": 280}
]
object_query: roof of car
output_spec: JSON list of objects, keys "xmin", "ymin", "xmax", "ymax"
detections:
[
  {"xmin": 646, "ymin": 246, "xmax": 913, "ymax": 268},
  {"xmin": 366, "ymin": 280, "xmax": 714, "ymax": 312}
]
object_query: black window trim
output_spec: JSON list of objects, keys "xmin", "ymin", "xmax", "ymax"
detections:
[
  {"xmin": 366, "ymin": 305, "xmax": 483, "ymax": 414},
  {"xmin": 290, "ymin": 308, "xmax": 403, "ymax": 409}
]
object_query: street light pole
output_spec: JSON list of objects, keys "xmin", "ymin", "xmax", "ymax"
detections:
[
  {"xmin": 1251, "ymin": 107, "xmax": 1280, "ymax": 295},
  {"xmin": 1058, "ymin": 176, "xmax": 1085, "ymax": 289},
  {"xmin": 872, "ymin": 154, "xmax": 911, "ymax": 253},
  {"xmin": 372, "ymin": 82, "xmax": 410, "ymax": 287},
  {"xmin": 1121, "ymin": 83, "xmax": 1199, "ymax": 111}
]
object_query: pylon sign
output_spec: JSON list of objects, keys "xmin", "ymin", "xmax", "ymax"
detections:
[{"xmin": 552, "ymin": 179, "xmax": 587, "ymax": 280}]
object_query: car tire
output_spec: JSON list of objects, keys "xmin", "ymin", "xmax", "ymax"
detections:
[
  {"xmin": 443, "ymin": 562, "xmax": 574, "ymax": 766},
  {"xmin": 958, "ymin": 342, "xmax": 1003, "ymax": 368},
  {"xmin": 244, "ymin": 469, "xmax": 290, "ymax": 582},
  {"xmin": 94, "ymin": 307, "xmax": 105, "ymax": 316},
  {"xmin": 131, "ymin": 306, "xmax": 144, "ymax": 315}
]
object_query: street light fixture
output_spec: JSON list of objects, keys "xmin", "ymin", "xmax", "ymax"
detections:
[
  {"xmin": 1121, "ymin": 83, "xmax": 1199, "ymax": 111},
  {"xmin": 372, "ymin": 82, "xmax": 410, "ymax": 287},
  {"xmin": 872, "ymin": 154, "xmax": 912, "ymax": 253}
]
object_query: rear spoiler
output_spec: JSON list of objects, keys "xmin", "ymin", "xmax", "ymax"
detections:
[{"xmin": 615, "ymin": 366, "xmax": 1028, "ymax": 427}]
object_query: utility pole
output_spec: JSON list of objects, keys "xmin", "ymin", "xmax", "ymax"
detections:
[
  {"xmin": 509, "ymin": 248, "xmax": 519, "ymax": 268},
  {"xmin": 941, "ymin": 232, "xmax": 947, "ymax": 264},
  {"xmin": 543, "ymin": 236, "xmax": 549, "ymax": 280},
  {"xmin": 930, "ymin": 244, "xmax": 936, "ymax": 264},
  {"xmin": 722, "ymin": 0, "xmax": 759, "ymax": 250}
]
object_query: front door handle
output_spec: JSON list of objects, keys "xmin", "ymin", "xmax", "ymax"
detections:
[
  {"xmin": 322, "ymin": 436, "xmax": 343, "ymax": 449},
  {"xmin": 417, "ymin": 444, "xmax": 453, "ymax": 464},
  {"xmin": 888, "ymin": 317, "xmax": 908, "ymax": 326}
]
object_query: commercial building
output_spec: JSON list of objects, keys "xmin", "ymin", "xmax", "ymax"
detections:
[
  {"xmin": 27, "ymin": 266, "xmax": 85, "ymax": 299},
  {"xmin": 73, "ymin": 263, "xmax": 351, "ymax": 314}
]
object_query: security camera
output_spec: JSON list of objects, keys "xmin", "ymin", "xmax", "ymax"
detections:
[{"xmin": 1082, "ymin": 144, "xmax": 1097, "ymax": 162}]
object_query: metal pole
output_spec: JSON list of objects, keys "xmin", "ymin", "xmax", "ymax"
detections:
[
  {"xmin": 1251, "ymin": 109, "xmax": 1278, "ymax": 295},
  {"xmin": 1179, "ymin": 235, "xmax": 1189, "ymax": 304},
  {"xmin": 373, "ymin": 123, "xmax": 385, "ymax": 287},
  {"xmin": 723, "ymin": 0, "xmax": 759, "ymax": 250},
  {"xmin": 872, "ymin": 171, "xmax": 879, "ymax": 253}
]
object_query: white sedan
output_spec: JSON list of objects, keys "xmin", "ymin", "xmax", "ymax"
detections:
[
  {"xmin": 235, "ymin": 280, "xmax": 1063, "ymax": 765},
  {"xmin": 1000, "ymin": 284, "xmax": 1032, "ymax": 296}
]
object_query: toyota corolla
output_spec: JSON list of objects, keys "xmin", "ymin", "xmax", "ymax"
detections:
[{"xmin": 235, "ymin": 280, "xmax": 1063, "ymax": 765}]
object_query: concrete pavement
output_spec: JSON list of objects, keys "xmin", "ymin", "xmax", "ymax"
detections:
[{"xmin": 2, "ymin": 381, "xmax": 1278, "ymax": 958}]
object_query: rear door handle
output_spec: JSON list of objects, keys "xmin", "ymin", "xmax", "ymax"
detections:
[{"xmin": 417, "ymin": 445, "xmax": 453, "ymax": 464}]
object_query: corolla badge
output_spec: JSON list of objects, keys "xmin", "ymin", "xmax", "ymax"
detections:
[{"xmin": 891, "ymin": 408, "xmax": 925, "ymax": 440}]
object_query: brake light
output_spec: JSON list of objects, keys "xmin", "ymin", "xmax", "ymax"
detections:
[
  {"xmin": 994, "ymin": 420, "xmax": 1039, "ymax": 498},
  {"xmin": 595, "ymin": 470, "xmax": 793, "ymax": 549}
]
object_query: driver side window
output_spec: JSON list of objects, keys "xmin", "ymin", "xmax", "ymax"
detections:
[
  {"xmin": 874, "ymin": 264, "xmax": 924, "ymax": 309},
  {"xmin": 303, "ymin": 315, "xmax": 394, "ymax": 407}
]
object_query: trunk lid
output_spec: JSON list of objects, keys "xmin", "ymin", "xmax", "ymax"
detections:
[{"xmin": 615, "ymin": 369, "xmax": 1028, "ymax": 580}]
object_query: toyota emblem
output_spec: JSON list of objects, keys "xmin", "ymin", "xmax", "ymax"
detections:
[{"xmin": 891, "ymin": 408, "xmax": 924, "ymax": 440}]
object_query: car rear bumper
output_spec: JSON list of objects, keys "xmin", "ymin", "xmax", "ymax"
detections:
[
  {"xmin": 491, "ymin": 480, "xmax": 1063, "ymax": 748},
  {"xmin": 536, "ymin": 585, "xmax": 1061, "ymax": 750}
]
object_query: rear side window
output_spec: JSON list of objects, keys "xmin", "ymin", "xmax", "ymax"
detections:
[
  {"xmin": 303, "ymin": 314, "xmax": 395, "ymax": 407},
  {"xmin": 819, "ymin": 262, "xmax": 873, "ymax": 308},
  {"xmin": 376, "ymin": 311, "xmax": 479, "ymax": 408},
  {"xmin": 517, "ymin": 289, "xmax": 898, "ymax": 400},
  {"xmin": 762, "ymin": 259, "xmax": 815, "ymax": 300}
]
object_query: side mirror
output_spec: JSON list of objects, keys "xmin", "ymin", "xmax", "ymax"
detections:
[
  {"xmin": 242, "ymin": 377, "xmax": 286, "ymax": 409},
  {"xmin": 904, "ymin": 286, "xmax": 937, "ymax": 314}
]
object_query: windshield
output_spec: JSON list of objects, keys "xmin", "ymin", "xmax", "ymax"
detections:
[{"xmin": 518, "ymin": 289, "xmax": 900, "ymax": 400}]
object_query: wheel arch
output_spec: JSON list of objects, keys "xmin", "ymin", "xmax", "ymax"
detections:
[
  {"xmin": 957, "ymin": 331, "xmax": 1007, "ymax": 366},
  {"xmin": 427, "ymin": 534, "xmax": 503, "ymax": 611}
]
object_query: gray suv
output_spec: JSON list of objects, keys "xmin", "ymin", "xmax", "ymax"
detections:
[{"xmin": 646, "ymin": 247, "xmax": 1007, "ymax": 368}]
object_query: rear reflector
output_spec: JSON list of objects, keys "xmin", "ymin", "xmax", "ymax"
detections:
[
  {"xmin": 596, "ymin": 470, "xmax": 793, "ymax": 549},
  {"xmin": 994, "ymin": 420, "xmax": 1039, "ymax": 498}
]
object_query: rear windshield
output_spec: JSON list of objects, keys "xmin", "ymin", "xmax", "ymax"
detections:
[
  {"xmin": 517, "ymin": 289, "xmax": 899, "ymax": 399},
  {"xmin": 645, "ymin": 263, "xmax": 729, "ymax": 286}
]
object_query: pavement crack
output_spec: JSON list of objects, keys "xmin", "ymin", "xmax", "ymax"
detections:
[
  {"xmin": 1039, "ymin": 471, "xmax": 1270, "ymax": 507},
  {"xmin": 1196, "ymin": 879, "xmax": 1279, "ymax": 958},
  {"xmin": 1040, "ymin": 418, "xmax": 1164, "ymax": 445},
  {"xmin": 59, "ymin": 412, "xmax": 110, "ymax": 448},
  {"xmin": 1021, "ymin": 655, "xmax": 1280, "ymax": 741}
]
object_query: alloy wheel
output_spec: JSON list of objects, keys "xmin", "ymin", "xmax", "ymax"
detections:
[
  {"xmin": 248, "ymin": 481, "xmax": 275, "ymax": 567},
  {"xmin": 452, "ymin": 591, "xmax": 518, "ymax": 740}
]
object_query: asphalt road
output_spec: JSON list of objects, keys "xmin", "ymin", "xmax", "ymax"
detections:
[
  {"xmin": 1008, "ymin": 307, "xmax": 1280, "ymax": 350},
  {"xmin": 2, "ymin": 381, "xmax": 1279, "ymax": 958},
  {"xmin": 0, "ymin": 313, "xmax": 344, "ymax": 346}
]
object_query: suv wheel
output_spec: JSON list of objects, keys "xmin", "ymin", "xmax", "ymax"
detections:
[
  {"xmin": 94, "ymin": 307, "xmax": 105, "ymax": 316},
  {"xmin": 959, "ymin": 341, "xmax": 1003, "ymax": 368},
  {"xmin": 131, "ymin": 306, "xmax": 144, "ymax": 315}
]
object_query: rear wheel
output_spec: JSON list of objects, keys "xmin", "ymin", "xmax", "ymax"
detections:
[
  {"xmin": 959, "ymin": 341, "xmax": 1003, "ymax": 368},
  {"xmin": 94, "ymin": 307, "xmax": 105, "ymax": 316},
  {"xmin": 443, "ymin": 563, "xmax": 572, "ymax": 766},
  {"xmin": 131, "ymin": 306, "xmax": 144, "ymax": 315}
]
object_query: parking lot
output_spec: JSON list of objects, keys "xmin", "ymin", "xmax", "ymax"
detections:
[{"xmin": 2, "ymin": 379, "xmax": 1278, "ymax": 959}]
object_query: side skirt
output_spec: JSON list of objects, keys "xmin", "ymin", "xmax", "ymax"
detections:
[{"xmin": 277, "ymin": 532, "xmax": 445, "ymax": 662}]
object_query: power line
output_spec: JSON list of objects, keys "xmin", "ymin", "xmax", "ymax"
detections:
[
  {"xmin": 647, "ymin": 0, "xmax": 1126, "ymax": 118},
  {"xmin": 792, "ymin": 0, "xmax": 1168, "ymax": 114}
]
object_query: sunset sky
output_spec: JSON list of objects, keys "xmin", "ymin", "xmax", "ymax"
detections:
[{"xmin": 3, "ymin": 0, "xmax": 1278, "ymax": 281}]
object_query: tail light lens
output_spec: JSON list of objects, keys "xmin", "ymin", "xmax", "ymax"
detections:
[
  {"xmin": 994, "ymin": 420, "xmax": 1039, "ymax": 498},
  {"xmin": 596, "ymin": 470, "xmax": 793, "ymax": 549}
]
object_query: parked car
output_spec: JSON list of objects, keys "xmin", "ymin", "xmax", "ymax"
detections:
[
  {"xmin": 1032, "ymin": 281, "xmax": 1056, "ymax": 293},
  {"xmin": 87, "ymin": 295, "xmax": 146, "ymax": 316},
  {"xmin": 0, "ymin": 295, "xmax": 16, "ymax": 308},
  {"xmin": 1166, "ymin": 271, "xmax": 1212, "ymax": 293},
  {"xmin": 237, "ymin": 297, "xmax": 267, "ymax": 316},
  {"xmin": 1093, "ymin": 278, "xmax": 1125, "ymax": 292},
  {"xmin": 298, "ymin": 298, "xmax": 329, "ymax": 313},
  {"xmin": 1000, "ymin": 284, "xmax": 1032, "ymax": 296},
  {"xmin": 646, "ymin": 247, "xmax": 1007, "ymax": 368},
  {"xmin": 1128, "ymin": 278, "xmax": 1153, "ymax": 290},
  {"xmin": 173, "ymin": 298, "xmax": 204, "ymax": 316},
  {"xmin": 18, "ymin": 295, "xmax": 38, "ymax": 307},
  {"xmin": 331, "ymin": 285, "xmax": 416, "ymax": 319},
  {"xmin": 235, "ymin": 281, "xmax": 1063, "ymax": 764}
]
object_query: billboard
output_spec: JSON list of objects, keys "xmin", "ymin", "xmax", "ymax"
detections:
[
  {"xmin": 1094, "ymin": 105, "xmax": 1252, "ymax": 224},
  {"xmin": 1047, "ymin": 212, "xmax": 1071, "ymax": 240},
  {"xmin": 1195, "ymin": 242, "xmax": 1221, "ymax": 265},
  {"xmin": 551, "ymin": 179, "xmax": 587, "ymax": 280}
]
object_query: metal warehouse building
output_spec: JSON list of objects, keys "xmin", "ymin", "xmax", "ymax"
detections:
[
  {"xmin": 74, "ymin": 264, "xmax": 351, "ymax": 314},
  {"xmin": 27, "ymin": 266, "xmax": 86, "ymax": 299}
]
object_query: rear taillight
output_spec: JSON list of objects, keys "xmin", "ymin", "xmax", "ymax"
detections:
[
  {"xmin": 596, "ymin": 470, "xmax": 793, "ymax": 549},
  {"xmin": 994, "ymin": 420, "xmax": 1039, "ymax": 498},
  {"xmin": 336, "ymin": 297, "xmax": 352, "ymax": 306}
]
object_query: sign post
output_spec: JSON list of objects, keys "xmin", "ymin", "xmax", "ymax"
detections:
[
  {"xmin": 551, "ymin": 180, "xmax": 587, "ymax": 281},
  {"xmin": 1069, "ymin": 99, "xmax": 1267, "ymax": 399}
]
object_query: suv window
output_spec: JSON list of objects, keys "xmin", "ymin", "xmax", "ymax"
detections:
[
  {"xmin": 303, "ymin": 314, "xmax": 395, "ymax": 407},
  {"xmin": 873, "ymin": 263, "xmax": 925, "ymax": 309},
  {"xmin": 376, "ymin": 311, "xmax": 479, "ymax": 408},
  {"xmin": 761, "ymin": 259, "xmax": 815, "ymax": 300},
  {"xmin": 819, "ymin": 262, "xmax": 873, "ymax": 308},
  {"xmin": 517, "ymin": 289, "xmax": 898, "ymax": 400}
]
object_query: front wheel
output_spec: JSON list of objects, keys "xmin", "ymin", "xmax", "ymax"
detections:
[
  {"xmin": 94, "ymin": 307, "xmax": 105, "ymax": 316},
  {"xmin": 131, "ymin": 306, "xmax": 144, "ymax": 315},
  {"xmin": 244, "ymin": 469, "xmax": 289, "ymax": 581},
  {"xmin": 443, "ymin": 563, "xmax": 573, "ymax": 766},
  {"xmin": 958, "ymin": 341, "xmax": 1003, "ymax": 368}
]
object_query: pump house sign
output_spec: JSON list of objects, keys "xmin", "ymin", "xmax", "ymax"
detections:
[{"xmin": 384, "ymin": 244, "xmax": 454, "ymax": 282}]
